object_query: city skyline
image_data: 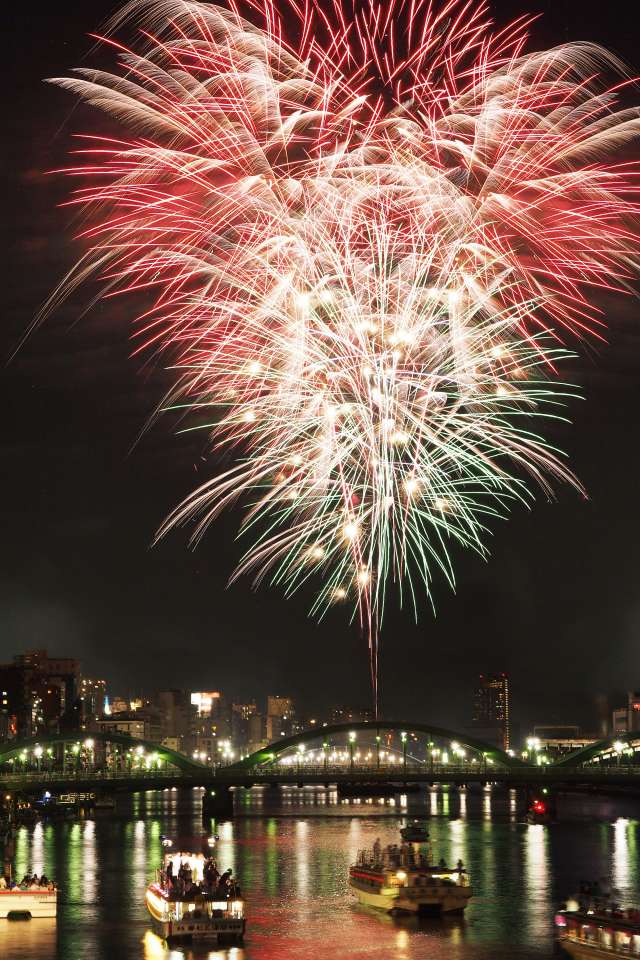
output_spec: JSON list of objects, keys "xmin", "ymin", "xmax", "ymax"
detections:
[{"xmin": 1, "ymin": 644, "xmax": 634, "ymax": 751}]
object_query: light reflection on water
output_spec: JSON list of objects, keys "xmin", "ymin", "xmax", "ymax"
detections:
[{"xmin": 0, "ymin": 787, "xmax": 639, "ymax": 960}]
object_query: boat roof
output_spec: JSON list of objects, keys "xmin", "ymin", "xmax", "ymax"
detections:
[{"xmin": 163, "ymin": 850, "xmax": 211, "ymax": 858}]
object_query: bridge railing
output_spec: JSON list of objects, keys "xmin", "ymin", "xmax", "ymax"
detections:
[
  {"xmin": 0, "ymin": 769, "xmax": 209, "ymax": 787},
  {"xmin": 222, "ymin": 762, "xmax": 640, "ymax": 779},
  {"xmin": 4, "ymin": 762, "xmax": 640, "ymax": 788},
  {"xmin": 239, "ymin": 762, "xmax": 502, "ymax": 776}
]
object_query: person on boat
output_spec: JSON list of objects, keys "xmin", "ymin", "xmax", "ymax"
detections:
[
  {"xmin": 204, "ymin": 858, "xmax": 219, "ymax": 890},
  {"xmin": 218, "ymin": 869, "xmax": 233, "ymax": 897},
  {"xmin": 438, "ymin": 857, "xmax": 447, "ymax": 871},
  {"xmin": 40, "ymin": 874, "xmax": 49, "ymax": 886},
  {"xmin": 456, "ymin": 860, "xmax": 464, "ymax": 873},
  {"xmin": 19, "ymin": 874, "xmax": 30, "ymax": 888},
  {"xmin": 0, "ymin": 875, "xmax": 6, "ymax": 889},
  {"xmin": 373, "ymin": 838, "xmax": 381, "ymax": 863},
  {"xmin": 165, "ymin": 859, "xmax": 174, "ymax": 887}
]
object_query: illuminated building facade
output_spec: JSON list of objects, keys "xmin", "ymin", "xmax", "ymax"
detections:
[
  {"xmin": 611, "ymin": 691, "xmax": 640, "ymax": 735},
  {"xmin": 471, "ymin": 673, "xmax": 510, "ymax": 751},
  {"xmin": 79, "ymin": 678, "xmax": 107, "ymax": 728},
  {"xmin": 0, "ymin": 649, "xmax": 81, "ymax": 738}
]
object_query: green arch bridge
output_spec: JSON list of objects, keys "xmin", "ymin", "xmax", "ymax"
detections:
[{"xmin": 1, "ymin": 723, "xmax": 640, "ymax": 817}]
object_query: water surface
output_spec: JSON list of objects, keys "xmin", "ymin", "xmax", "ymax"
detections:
[{"xmin": 1, "ymin": 785, "xmax": 639, "ymax": 960}]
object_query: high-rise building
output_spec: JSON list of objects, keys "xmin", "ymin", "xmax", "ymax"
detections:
[
  {"xmin": 191, "ymin": 690, "xmax": 230, "ymax": 742},
  {"xmin": 266, "ymin": 696, "xmax": 295, "ymax": 741},
  {"xmin": 79, "ymin": 678, "xmax": 107, "ymax": 728},
  {"xmin": 156, "ymin": 689, "xmax": 196, "ymax": 752},
  {"xmin": 611, "ymin": 691, "xmax": 640, "ymax": 736},
  {"xmin": 231, "ymin": 701, "xmax": 257, "ymax": 749},
  {"xmin": 471, "ymin": 673, "xmax": 510, "ymax": 751},
  {"xmin": 247, "ymin": 712, "xmax": 267, "ymax": 753},
  {"xmin": 0, "ymin": 649, "xmax": 82, "ymax": 738}
]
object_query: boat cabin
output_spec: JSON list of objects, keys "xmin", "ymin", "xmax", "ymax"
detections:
[{"xmin": 557, "ymin": 909, "xmax": 640, "ymax": 956}]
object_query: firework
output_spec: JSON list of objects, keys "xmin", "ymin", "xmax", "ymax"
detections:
[{"xmin": 48, "ymin": 0, "xmax": 640, "ymax": 705}]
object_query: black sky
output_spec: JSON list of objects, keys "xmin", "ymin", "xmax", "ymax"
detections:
[{"xmin": 3, "ymin": 0, "xmax": 640, "ymax": 732}]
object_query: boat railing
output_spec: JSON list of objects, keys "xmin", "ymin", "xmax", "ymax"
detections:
[{"xmin": 153, "ymin": 871, "xmax": 243, "ymax": 907}]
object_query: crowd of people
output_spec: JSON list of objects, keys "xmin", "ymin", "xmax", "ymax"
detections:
[
  {"xmin": 0, "ymin": 873, "xmax": 55, "ymax": 891},
  {"xmin": 361, "ymin": 840, "xmax": 465, "ymax": 875},
  {"xmin": 161, "ymin": 855, "xmax": 240, "ymax": 901}
]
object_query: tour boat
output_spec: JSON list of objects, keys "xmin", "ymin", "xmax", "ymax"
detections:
[
  {"xmin": 556, "ymin": 907, "xmax": 640, "ymax": 957},
  {"xmin": 400, "ymin": 820, "xmax": 430, "ymax": 843},
  {"xmin": 0, "ymin": 886, "xmax": 57, "ymax": 920},
  {"xmin": 145, "ymin": 850, "xmax": 245, "ymax": 943},
  {"xmin": 349, "ymin": 835, "xmax": 472, "ymax": 915}
]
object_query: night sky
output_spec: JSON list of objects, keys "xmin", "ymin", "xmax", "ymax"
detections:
[{"xmin": 3, "ymin": 0, "xmax": 640, "ymax": 733}]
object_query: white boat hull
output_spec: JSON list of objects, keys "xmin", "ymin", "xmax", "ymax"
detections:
[
  {"xmin": 0, "ymin": 890, "xmax": 57, "ymax": 919},
  {"xmin": 349, "ymin": 880, "xmax": 472, "ymax": 915},
  {"xmin": 149, "ymin": 912, "xmax": 245, "ymax": 942},
  {"xmin": 350, "ymin": 885, "xmax": 398, "ymax": 911},
  {"xmin": 558, "ymin": 936, "xmax": 612, "ymax": 959},
  {"xmin": 145, "ymin": 885, "xmax": 245, "ymax": 943},
  {"xmin": 394, "ymin": 887, "xmax": 472, "ymax": 915}
]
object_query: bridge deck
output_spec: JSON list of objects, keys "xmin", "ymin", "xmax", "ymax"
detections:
[{"xmin": 3, "ymin": 763, "xmax": 640, "ymax": 794}]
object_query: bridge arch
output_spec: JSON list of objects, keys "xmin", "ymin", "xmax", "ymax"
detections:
[
  {"xmin": 0, "ymin": 731, "xmax": 208, "ymax": 773},
  {"xmin": 228, "ymin": 720, "xmax": 523, "ymax": 771},
  {"xmin": 555, "ymin": 731, "xmax": 640, "ymax": 767}
]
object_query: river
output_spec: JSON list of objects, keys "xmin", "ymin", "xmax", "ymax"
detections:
[{"xmin": 1, "ymin": 785, "xmax": 638, "ymax": 960}]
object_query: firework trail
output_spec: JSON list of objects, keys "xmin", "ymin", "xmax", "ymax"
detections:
[{"xmin": 48, "ymin": 0, "xmax": 640, "ymax": 709}]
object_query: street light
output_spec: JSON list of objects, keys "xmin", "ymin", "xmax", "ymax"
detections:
[
  {"xmin": 375, "ymin": 734, "xmax": 381, "ymax": 769},
  {"xmin": 401, "ymin": 731, "xmax": 407, "ymax": 773},
  {"xmin": 348, "ymin": 731, "xmax": 356, "ymax": 771},
  {"xmin": 613, "ymin": 741, "xmax": 625, "ymax": 766},
  {"xmin": 526, "ymin": 737, "xmax": 541, "ymax": 755}
]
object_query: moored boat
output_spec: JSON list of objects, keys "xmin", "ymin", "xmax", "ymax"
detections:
[
  {"xmin": 349, "ymin": 834, "xmax": 472, "ymax": 915},
  {"xmin": 556, "ymin": 907, "xmax": 640, "ymax": 957},
  {"xmin": 145, "ymin": 849, "xmax": 245, "ymax": 943}
]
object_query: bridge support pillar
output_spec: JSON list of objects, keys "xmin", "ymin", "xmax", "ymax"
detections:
[{"xmin": 202, "ymin": 786, "xmax": 234, "ymax": 821}]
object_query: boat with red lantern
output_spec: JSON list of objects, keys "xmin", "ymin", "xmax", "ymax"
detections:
[
  {"xmin": 556, "ymin": 907, "xmax": 640, "ymax": 957},
  {"xmin": 526, "ymin": 796, "xmax": 553, "ymax": 825}
]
